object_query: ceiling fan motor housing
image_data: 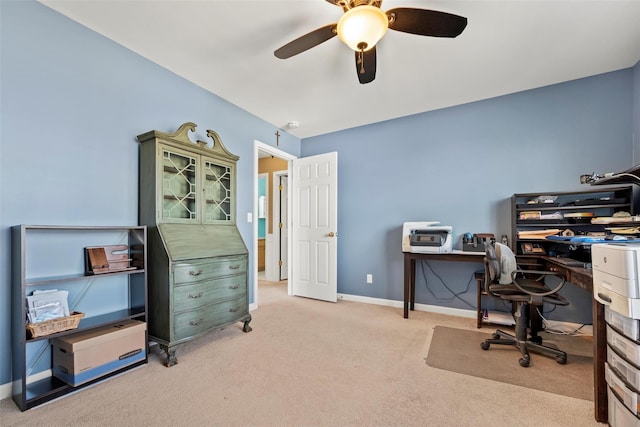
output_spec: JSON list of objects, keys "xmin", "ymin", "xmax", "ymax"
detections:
[{"xmin": 338, "ymin": 0, "xmax": 383, "ymax": 11}]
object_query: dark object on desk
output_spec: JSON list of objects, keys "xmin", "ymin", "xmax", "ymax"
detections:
[
  {"xmin": 462, "ymin": 233, "xmax": 494, "ymax": 252},
  {"xmin": 480, "ymin": 242, "xmax": 569, "ymax": 367},
  {"xmin": 411, "ymin": 229, "xmax": 450, "ymax": 247},
  {"xmin": 520, "ymin": 242, "xmax": 546, "ymax": 255}
]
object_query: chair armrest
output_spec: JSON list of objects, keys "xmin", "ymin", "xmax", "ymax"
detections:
[{"xmin": 511, "ymin": 270, "xmax": 566, "ymax": 296}]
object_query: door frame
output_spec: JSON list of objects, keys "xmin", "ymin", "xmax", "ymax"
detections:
[
  {"xmin": 273, "ymin": 171, "xmax": 288, "ymax": 281},
  {"xmin": 253, "ymin": 140, "xmax": 296, "ymax": 309}
]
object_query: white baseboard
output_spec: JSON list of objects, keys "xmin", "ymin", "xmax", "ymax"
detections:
[
  {"xmin": 338, "ymin": 293, "xmax": 593, "ymax": 336},
  {"xmin": 337, "ymin": 293, "xmax": 477, "ymax": 319},
  {"xmin": 0, "ymin": 380, "xmax": 11, "ymax": 401}
]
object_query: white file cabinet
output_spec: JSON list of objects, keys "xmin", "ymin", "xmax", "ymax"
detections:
[
  {"xmin": 592, "ymin": 243, "xmax": 640, "ymax": 425},
  {"xmin": 605, "ymin": 306, "xmax": 640, "ymax": 425}
]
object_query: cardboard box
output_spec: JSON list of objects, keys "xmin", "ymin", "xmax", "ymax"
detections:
[{"xmin": 51, "ymin": 319, "xmax": 146, "ymax": 386}]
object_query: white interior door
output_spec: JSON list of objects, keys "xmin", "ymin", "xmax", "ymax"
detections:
[
  {"xmin": 279, "ymin": 174, "xmax": 289, "ymax": 280},
  {"xmin": 292, "ymin": 152, "xmax": 338, "ymax": 302}
]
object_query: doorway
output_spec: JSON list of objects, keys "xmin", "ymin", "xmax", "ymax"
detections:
[{"xmin": 253, "ymin": 141, "xmax": 295, "ymax": 309}]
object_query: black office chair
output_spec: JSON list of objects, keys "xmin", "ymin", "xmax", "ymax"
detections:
[{"xmin": 480, "ymin": 241, "xmax": 569, "ymax": 367}]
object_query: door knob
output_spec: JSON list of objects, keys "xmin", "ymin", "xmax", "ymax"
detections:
[{"xmin": 327, "ymin": 232, "xmax": 336, "ymax": 237}]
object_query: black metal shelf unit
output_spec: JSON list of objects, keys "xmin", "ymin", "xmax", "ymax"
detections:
[
  {"xmin": 11, "ymin": 225, "xmax": 148, "ymax": 411},
  {"xmin": 511, "ymin": 186, "xmax": 639, "ymax": 258}
]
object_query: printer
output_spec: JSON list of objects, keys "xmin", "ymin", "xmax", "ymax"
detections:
[
  {"xmin": 592, "ymin": 243, "xmax": 640, "ymax": 319},
  {"xmin": 402, "ymin": 222, "xmax": 453, "ymax": 254}
]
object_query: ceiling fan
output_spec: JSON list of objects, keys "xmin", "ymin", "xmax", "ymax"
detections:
[{"xmin": 274, "ymin": 0, "xmax": 467, "ymax": 84}]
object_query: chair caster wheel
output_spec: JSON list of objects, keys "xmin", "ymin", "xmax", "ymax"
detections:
[
  {"xmin": 556, "ymin": 355, "xmax": 567, "ymax": 365},
  {"xmin": 529, "ymin": 336, "xmax": 542, "ymax": 344},
  {"xmin": 519, "ymin": 355, "xmax": 530, "ymax": 367},
  {"xmin": 481, "ymin": 342, "xmax": 490, "ymax": 350},
  {"xmin": 492, "ymin": 333, "xmax": 500, "ymax": 340}
]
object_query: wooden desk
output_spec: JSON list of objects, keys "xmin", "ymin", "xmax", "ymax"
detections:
[
  {"xmin": 543, "ymin": 257, "xmax": 606, "ymax": 423},
  {"xmin": 403, "ymin": 251, "xmax": 484, "ymax": 319},
  {"xmin": 402, "ymin": 251, "xmax": 607, "ymax": 423}
]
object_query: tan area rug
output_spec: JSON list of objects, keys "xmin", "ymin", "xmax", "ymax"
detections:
[{"xmin": 425, "ymin": 326, "xmax": 594, "ymax": 401}]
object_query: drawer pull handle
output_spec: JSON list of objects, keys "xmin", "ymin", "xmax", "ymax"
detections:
[
  {"xmin": 229, "ymin": 265, "xmax": 240, "ymax": 270},
  {"xmin": 229, "ymin": 307, "xmax": 239, "ymax": 313},
  {"xmin": 189, "ymin": 269, "xmax": 203, "ymax": 276},
  {"xmin": 228, "ymin": 284, "xmax": 241, "ymax": 289},
  {"xmin": 188, "ymin": 292, "xmax": 203, "ymax": 298},
  {"xmin": 189, "ymin": 319, "xmax": 203, "ymax": 326},
  {"xmin": 597, "ymin": 293, "xmax": 612, "ymax": 303}
]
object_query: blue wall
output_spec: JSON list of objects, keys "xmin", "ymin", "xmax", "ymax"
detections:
[
  {"xmin": 302, "ymin": 68, "xmax": 636, "ymax": 325},
  {"xmin": 0, "ymin": 1, "xmax": 300, "ymax": 387}
]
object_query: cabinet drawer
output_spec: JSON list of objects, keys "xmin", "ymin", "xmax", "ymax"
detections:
[
  {"xmin": 173, "ymin": 275, "xmax": 246, "ymax": 312},
  {"xmin": 608, "ymin": 345, "xmax": 640, "ymax": 392},
  {"xmin": 606, "ymin": 306, "xmax": 640, "ymax": 342},
  {"xmin": 174, "ymin": 256, "xmax": 246, "ymax": 284},
  {"xmin": 607, "ymin": 325, "xmax": 640, "ymax": 368},
  {"xmin": 173, "ymin": 297, "xmax": 248, "ymax": 340},
  {"xmin": 606, "ymin": 363, "xmax": 640, "ymax": 417}
]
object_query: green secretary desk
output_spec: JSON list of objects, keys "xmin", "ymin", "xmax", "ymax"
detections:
[{"xmin": 138, "ymin": 122, "xmax": 251, "ymax": 366}]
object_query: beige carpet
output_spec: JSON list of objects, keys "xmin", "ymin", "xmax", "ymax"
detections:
[
  {"xmin": 425, "ymin": 326, "xmax": 594, "ymax": 401},
  {"xmin": 0, "ymin": 281, "xmax": 601, "ymax": 427}
]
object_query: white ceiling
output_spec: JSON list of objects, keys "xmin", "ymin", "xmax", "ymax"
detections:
[{"xmin": 39, "ymin": 0, "xmax": 640, "ymax": 139}]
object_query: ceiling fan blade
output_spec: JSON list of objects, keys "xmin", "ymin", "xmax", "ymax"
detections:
[
  {"xmin": 274, "ymin": 24, "xmax": 337, "ymax": 59},
  {"xmin": 387, "ymin": 8, "xmax": 467, "ymax": 38},
  {"xmin": 355, "ymin": 47, "xmax": 376, "ymax": 84}
]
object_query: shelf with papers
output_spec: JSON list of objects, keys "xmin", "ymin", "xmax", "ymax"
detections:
[
  {"xmin": 511, "ymin": 186, "xmax": 639, "ymax": 257},
  {"xmin": 11, "ymin": 225, "xmax": 148, "ymax": 411}
]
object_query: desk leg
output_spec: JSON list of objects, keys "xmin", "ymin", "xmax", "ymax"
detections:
[
  {"xmin": 475, "ymin": 272, "xmax": 484, "ymax": 328},
  {"xmin": 403, "ymin": 255, "xmax": 416, "ymax": 319},
  {"xmin": 593, "ymin": 299, "xmax": 607, "ymax": 423},
  {"xmin": 410, "ymin": 258, "xmax": 416, "ymax": 312},
  {"xmin": 404, "ymin": 254, "xmax": 409, "ymax": 318}
]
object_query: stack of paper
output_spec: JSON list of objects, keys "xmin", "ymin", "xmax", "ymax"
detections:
[
  {"xmin": 517, "ymin": 229, "xmax": 562, "ymax": 240},
  {"xmin": 592, "ymin": 215, "xmax": 640, "ymax": 224},
  {"xmin": 27, "ymin": 290, "xmax": 70, "ymax": 323}
]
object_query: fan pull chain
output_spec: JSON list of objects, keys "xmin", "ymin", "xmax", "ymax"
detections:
[{"xmin": 358, "ymin": 49, "xmax": 365, "ymax": 74}]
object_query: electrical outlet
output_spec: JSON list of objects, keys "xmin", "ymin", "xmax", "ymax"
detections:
[{"xmin": 366, "ymin": 274, "xmax": 373, "ymax": 284}]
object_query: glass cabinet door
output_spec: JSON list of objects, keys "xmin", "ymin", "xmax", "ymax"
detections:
[
  {"xmin": 161, "ymin": 149, "xmax": 198, "ymax": 222},
  {"xmin": 203, "ymin": 159, "xmax": 232, "ymax": 223}
]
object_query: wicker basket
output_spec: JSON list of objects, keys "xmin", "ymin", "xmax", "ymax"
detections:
[{"xmin": 27, "ymin": 311, "xmax": 85, "ymax": 338}]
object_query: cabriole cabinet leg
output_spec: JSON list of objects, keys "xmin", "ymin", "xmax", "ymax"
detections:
[
  {"xmin": 160, "ymin": 344, "xmax": 178, "ymax": 367},
  {"xmin": 243, "ymin": 315, "xmax": 253, "ymax": 333}
]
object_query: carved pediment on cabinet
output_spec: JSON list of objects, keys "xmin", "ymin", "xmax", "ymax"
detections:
[{"xmin": 137, "ymin": 122, "xmax": 239, "ymax": 161}]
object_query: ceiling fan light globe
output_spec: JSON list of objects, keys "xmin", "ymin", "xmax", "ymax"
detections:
[{"xmin": 337, "ymin": 5, "xmax": 388, "ymax": 52}]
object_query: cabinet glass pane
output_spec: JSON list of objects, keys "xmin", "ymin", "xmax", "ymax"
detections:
[
  {"xmin": 162, "ymin": 150, "xmax": 197, "ymax": 220},
  {"xmin": 203, "ymin": 161, "xmax": 231, "ymax": 221}
]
